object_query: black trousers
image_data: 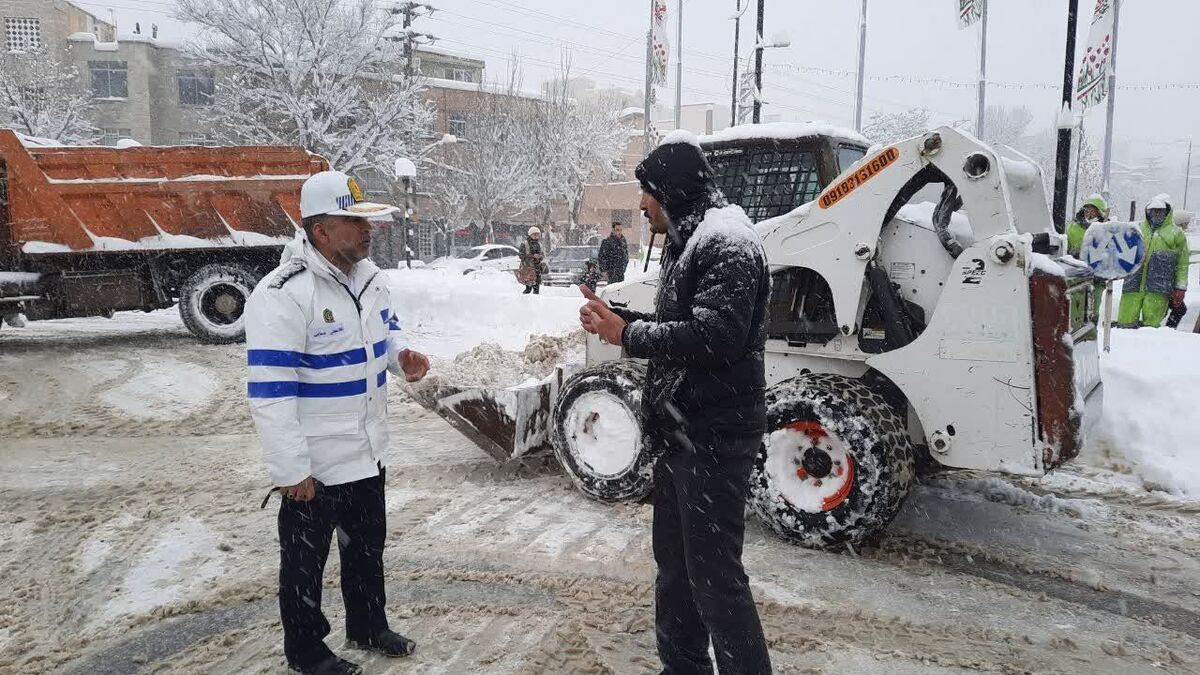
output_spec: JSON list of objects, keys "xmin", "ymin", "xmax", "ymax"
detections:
[
  {"xmin": 653, "ymin": 433, "xmax": 772, "ymax": 675},
  {"xmin": 278, "ymin": 471, "xmax": 389, "ymax": 669},
  {"xmin": 606, "ymin": 267, "xmax": 626, "ymax": 284}
]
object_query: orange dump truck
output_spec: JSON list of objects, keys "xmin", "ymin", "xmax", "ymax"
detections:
[{"xmin": 0, "ymin": 130, "xmax": 327, "ymax": 342}]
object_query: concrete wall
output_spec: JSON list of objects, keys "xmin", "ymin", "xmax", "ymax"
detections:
[{"xmin": 0, "ymin": 0, "xmax": 113, "ymax": 52}]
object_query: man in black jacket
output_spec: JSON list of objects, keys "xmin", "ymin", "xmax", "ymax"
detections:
[
  {"xmin": 579, "ymin": 135, "xmax": 772, "ymax": 675},
  {"xmin": 598, "ymin": 222, "xmax": 630, "ymax": 284}
]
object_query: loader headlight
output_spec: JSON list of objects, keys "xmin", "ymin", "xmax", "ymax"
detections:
[{"xmin": 963, "ymin": 152, "xmax": 991, "ymax": 180}]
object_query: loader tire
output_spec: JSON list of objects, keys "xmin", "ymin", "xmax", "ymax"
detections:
[
  {"xmin": 749, "ymin": 373, "xmax": 915, "ymax": 550},
  {"xmin": 179, "ymin": 264, "xmax": 259, "ymax": 344},
  {"xmin": 551, "ymin": 360, "xmax": 654, "ymax": 502}
]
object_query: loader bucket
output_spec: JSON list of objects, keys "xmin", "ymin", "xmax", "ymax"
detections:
[{"xmin": 405, "ymin": 369, "xmax": 563, "ymax": 462}]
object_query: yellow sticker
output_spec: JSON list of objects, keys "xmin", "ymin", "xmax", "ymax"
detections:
[
  {"xmin": 347, "ymin": 177, "xmax": 365, "ymax": 203},
  {"xmin": 818, "ymin": 146, "xmax": 900, "ymax": 209}
]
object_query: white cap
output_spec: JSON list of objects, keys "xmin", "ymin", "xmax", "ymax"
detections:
[
  {"xmin": 528, "ymin": 226, "xmax": 541, "ymax": 236},
  {"xmin": 300, "ymin": 171, "xmax": 399, "ymax": 219},
  {"xmin": 1147, "ymin": 193, "xmax": 1172, "ymax": 210}
]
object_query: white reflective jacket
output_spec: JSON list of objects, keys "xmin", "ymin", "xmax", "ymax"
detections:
[{"xmin": 245, "ymin": 235, "xmax": 408, "ymax": 487}]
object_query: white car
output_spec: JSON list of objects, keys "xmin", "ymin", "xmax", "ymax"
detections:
[{"xmin": 428, "ymin": 245, "xmax": 521, "ymax": 274}]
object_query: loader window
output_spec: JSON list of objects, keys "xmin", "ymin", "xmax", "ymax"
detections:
[
  {"xmin": 767, "ymin": 267, "xmax": 838, "ymax": 345},
  {"xmin": 837, "ymin": 144, "xmax": 867, "ymax": 173},
  {"xmin": 706, "ymin": 147, "xmax": 821, "ymax": 223}
]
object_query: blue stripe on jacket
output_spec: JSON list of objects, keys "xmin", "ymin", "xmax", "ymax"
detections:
[
  {"xmin": 247, "ymin": 348, "xmax": 367, "ymax": 369},
  {"xmin": 248, "ymin": 379, "xmax": 369, "ymax": 399}
]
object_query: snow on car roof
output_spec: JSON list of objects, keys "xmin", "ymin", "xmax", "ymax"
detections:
[{"xmin": 699, "ymin": 122, "xmax": 870, "ymax": 147}]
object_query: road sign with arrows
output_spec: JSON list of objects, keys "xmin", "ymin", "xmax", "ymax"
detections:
[{"xmin": 1082, "ymin": 221, "xmax": 1146, "ymax": 280}]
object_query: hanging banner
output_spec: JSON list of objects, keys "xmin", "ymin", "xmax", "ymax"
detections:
[
  {"xmin": 650, "ymin": 0, "xmax": 670, "ymax": 88},
  {"xmin": 957, "ymin": 0, "xmax": 984, "ymax": 29},
  {"xmin": 1076, "ymin": 0, "xmax": 1116, "ymax": 109}
]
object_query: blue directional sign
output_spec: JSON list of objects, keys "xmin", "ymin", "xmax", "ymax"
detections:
[{"xmin": 1082, "ymin": 221, "xmax": 1145, "ymax": 281}]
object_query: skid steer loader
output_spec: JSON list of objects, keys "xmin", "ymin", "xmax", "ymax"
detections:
[{"xmin": 410, "ymin": 124, "xmax": 1104, "ymax": 549}]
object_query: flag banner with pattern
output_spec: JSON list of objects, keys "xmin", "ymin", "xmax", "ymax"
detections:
[
  {"xmin": 651, "ymin": 0, "xmax": 669, "ymax": 88},
  {"xmin": 957, "ymin": 0, "xmax": 984, "ymax": 29},
  {"xmin": 1076, "ymin": 0, "xmax": 1116, "ymax": 109}
]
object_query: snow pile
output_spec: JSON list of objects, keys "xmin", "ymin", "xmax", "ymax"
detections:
[
  {"xmin": 700, "ymin": 121, "xmax": 870, "ymax": 147},
  {"xmin": 428, "ymin": 330, "xmax": 585, "ymax": 389},
  {"xmin": 895, "ymin": 202, "xmax": 975, "ymax": 245},
  {"xmin": 659, "ymin": 129, "xmax": 701, "ymax": 148},
  {"xmin": 387, "ymin": 267, "xmax": 583, "ymax": 359},
  {"xmin": 1093, "ymin": 328, "xmax": 1200, "ymax": 497}
]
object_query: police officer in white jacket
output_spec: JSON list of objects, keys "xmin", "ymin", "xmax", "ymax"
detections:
[{"xmin": 246, "ymin": 171, "xmax": 430, "ymax": 675}]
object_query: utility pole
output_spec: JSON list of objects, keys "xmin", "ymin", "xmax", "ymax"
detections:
[
  {"xmin": 1185, "ymin": 140, "xmax": 1194, "ymax": 210},
  {"xmin": 388, "ymin": 2, "xmax": 436, "ymax": 267},
  {"xmin": 1053, "ymin": 0, "xmax": 1080, "ymax": 234},
  {"xmin": 753, "ymin": 0, "xmax": 764, "ymax": 123},
  {"xmin": 853, "ymin": 0, "xmax": 867, "ymax": 132},
  {"xmin": 674, "ymin": 0, "xmax": 683, "ymax": 130},
  {"xmin": 731, "ymin": 0, "xmax": 742, "ymax": 127},
  {"xmin": 976, "ymin": 0, "xmax": 989, "ymax": 139},
  {"xmin": 1101, "ymin": 0, "xmax": 1121, "ymax": 200},
  {"xmin": 644, "ymin": 25, "xmax": 652, "ymax": 159}
]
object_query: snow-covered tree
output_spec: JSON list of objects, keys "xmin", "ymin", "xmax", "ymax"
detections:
[
  {"xmin": 0, "ymin": 47, "xmax": 97, "ymax": 143},
  {"xmin": 534, "ymin": 62, "xmax": 629, "ymax": 242},
  {"xmin": 448, "ymin": 69, "xmax": 543, "ymax": 242},
  {"xmin": 176, "ymin": 0, "xmax": 434, "ymax": 178},
  {"xmin": 862, "ymin": 107, "xmax": 932, "ymax": 145}
]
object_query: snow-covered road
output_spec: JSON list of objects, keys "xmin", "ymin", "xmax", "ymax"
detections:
[{"xmin": 2, "ymin": 269, "xmax": 1199, "ymax": 674}]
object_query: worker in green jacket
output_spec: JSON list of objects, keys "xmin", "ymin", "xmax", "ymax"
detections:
[
  {"xmin": 1117, "ymin": 194, "xmax": 1190, "ymax": 328},
  {"xmin": 1067, "ymin": 194, "xmax": 1109, "ymax": 257}
]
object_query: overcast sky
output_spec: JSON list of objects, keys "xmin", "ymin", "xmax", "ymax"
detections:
[{"xmin": 78, "ymin": 0, "xmax": 1200, "ymax": 175}]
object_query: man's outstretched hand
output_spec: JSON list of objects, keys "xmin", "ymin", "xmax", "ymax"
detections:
[
  {"xmin": 400, "ymin": 349, "xmax": 431, "ymax": 382},
  {"xmin": 579, "ymin": 284, "xmax": 627, "ymax": 346}
]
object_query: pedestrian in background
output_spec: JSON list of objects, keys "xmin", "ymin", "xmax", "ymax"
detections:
[
  {"xmin": 246, "ymin": 171, "xmax": 430, "ymax": 675},
  {"xmin": 598, "ymin": 221, "xmax": 630, "ymax": 284},
  {"xmin": 518, "ymin": 226, "xmax": 547, "ymax": 295}
]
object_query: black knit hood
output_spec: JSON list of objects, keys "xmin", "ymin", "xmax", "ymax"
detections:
[{"xmin": 635, "ymin": 138, "xmax": 727, "ymax": 251}]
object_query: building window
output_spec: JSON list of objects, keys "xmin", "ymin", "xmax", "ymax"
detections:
[
  {"xmin": 178, "ymin": 132, "xmax": 217, "ymax": 147},
  {"xmin": 4, "ymin": 17, "xmax": 40, "ymax": 51},
  {"xmin": 444, "ymin": 67, "xmax": 473, "ymax": 82},
  {"xmin": 90, "ymin": 61, "xmax": 128, "ymax": 99},
  {"xmin": 448, "ymin": 112, "xmax": 467, "ymax": 138},
  {"xmin": 101, "ymin": 128, "xmax": 133, "ymax": 146},
  {"xmin": 177, "ymin": 71, "xmax": 215, "ymax": 106}
]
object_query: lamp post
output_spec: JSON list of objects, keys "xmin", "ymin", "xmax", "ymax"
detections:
[{"xmin": 390, "ymin": 134, "xmax": 458, "ymax": 268}]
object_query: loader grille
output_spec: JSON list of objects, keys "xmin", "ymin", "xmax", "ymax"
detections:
[{"xmin": 704, "ymin": 147, "xmax": 822, "ymax": 222}]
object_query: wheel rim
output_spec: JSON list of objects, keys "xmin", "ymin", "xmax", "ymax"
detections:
[
  {"xmin": 766, "ymin": 421, "xmax": 855, "ymax": 512},
  {"xmin": 564, "ymin": 391, "xmax": 641, "ymax": 478},
  {"xmin": 198, "ymin": 281, "xmax": 247, "ymax": 328}
]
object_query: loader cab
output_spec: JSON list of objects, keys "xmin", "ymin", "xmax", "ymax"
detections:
[
  {"xmin": 701, "ymin": 131, "xmax": 867, "ymax": 223},
  {"xmin": 699, "ymin": 129, "xmax": 870, "ymax": 349}
]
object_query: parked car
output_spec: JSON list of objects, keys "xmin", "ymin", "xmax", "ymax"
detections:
[
  {"xmin": 428, "ymin": 244, "xmax": 520, "ymax": 275},
  {"xmin": 544, "ymin": 245, "xmax": 600, "ymax": 286}
]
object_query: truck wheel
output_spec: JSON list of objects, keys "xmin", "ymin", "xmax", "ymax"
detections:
[
  {"xmin": 551, "ymin": 360, "xmax": 654, "ymax": 502},
  {"xmin": 749, "ymin": 374, "xmax": 915, "ymax": 550},
  {"xmin": 179, "ymin": 264, "xmax": 258, "ymax": 344}
]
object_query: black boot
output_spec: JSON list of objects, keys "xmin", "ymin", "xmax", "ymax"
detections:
[
  {"xmin": 289, "ymin": 655, "xmax": 362, "ymax": 675},
  {"xmin": 348, "ymin": 629, "xmax": 417, "ymax": 658}
]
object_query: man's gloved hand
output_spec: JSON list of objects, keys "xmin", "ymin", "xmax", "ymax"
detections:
[{"xmin": 1172, "ymin": 289, "xmax": 1187, "ymax": 308}]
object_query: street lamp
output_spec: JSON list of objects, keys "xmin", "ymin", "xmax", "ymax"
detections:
[{"xmin": 392, "ymin": 134, "xmax": 457, "ymax": 268}]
